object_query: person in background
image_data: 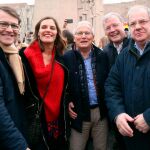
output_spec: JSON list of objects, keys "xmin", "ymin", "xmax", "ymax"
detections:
[
  {"xmin": 25, "ymin": 31, "xmax": 34, "ymax": 44},
  {"xmin": 102, "ymin": 12, "xmax": 130, "ymax": 70},
  {"xmin": 19, "ymin": 16, "xmax": 69, "ymax": 150},
  {"xmin": 63, "ymin": 19, "xmax": 68, "ymax": 29},
  {"xmin": 15, "ymin": 37, "xmax": 28, "ymax": 50},
  {"xmin": 98, "ymin": 36, "xmax": 109, "ymax": 49},
  {"xmin": 62, "ymin": 29, "xmax": 74, "ymax": 51},
  {"xmin": 0, "ymin": 6, "xmax": 30, "ymax": 150},
  {"xmin": 105, "ymin": 5, "xmax": 150, "ymax": 150},
  {"xmin": 64, "ymin": 20, "xmax": 109, "ymax": 150}
]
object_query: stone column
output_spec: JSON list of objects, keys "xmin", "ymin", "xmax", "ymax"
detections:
[{"xmin": 93, "ymin": 0, "xmax": 104, "ymax": 45}]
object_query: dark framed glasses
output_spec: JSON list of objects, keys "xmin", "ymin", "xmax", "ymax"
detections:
[{"xmin": 0, "ymin": 21, "xmax": 19, "ymax": 31}]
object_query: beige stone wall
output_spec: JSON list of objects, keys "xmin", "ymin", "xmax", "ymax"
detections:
[
  {"xmin": 1, "ymin": 0, "xmax": 149, "ymax": 45},
  {"xmin": 33, "ymin": 0, "xmax": 150, "ymax": 45},
  {"xmin": 33, "ymin": 0, "xmax": 103, "ymax": 45},
  {"xmin": 33, "ymin": 0, "xmax": 78, "ymax": 32},
  {"xmin": 103, "ymin": 0, "xmax": 150, "ymax": 20},
  {"xmin": 76, "ymin": 0, "xmax": 104, "ymax": 44}
]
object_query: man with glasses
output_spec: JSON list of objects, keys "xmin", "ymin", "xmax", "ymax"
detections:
[
  {"xmin": 105, "ymin": 5, "xmax": 150, "ymax": 150},
  {"xmin": 0, "ymin": 6, "xmax": 30, "ymax": 150},
  {"xmin": 0, "ymin": 21, "xmax": 19, "ymax": 31},
  {"xmin": 64, "ymin": 21, "xmax": 109, "ymax": 150}
]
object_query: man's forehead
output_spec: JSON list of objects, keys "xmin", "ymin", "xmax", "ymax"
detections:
[
  {"xmin": 105, "ymin": 16, "xmax": 121, "ymax": 23},
  {"xmin": 0, "ymin": 10, "xmax": 9, "ymax": 18},
  {"xmin": 129, "ymin": 9, "xmax": 149, "ymax": 20},
  {"xmin": 0, "ymin": 10, "xmax": 5, "ymax": 16},
  {"xmin": 76, "ymin": 26, "xmax": 92, "ymax": 31}
]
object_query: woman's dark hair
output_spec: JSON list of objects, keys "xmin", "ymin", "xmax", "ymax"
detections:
[
  {"xmin": 0, "ymin": 6, "xmax": 21, "ymax": 24},
  {"xmin": 33, "ymin": 16, "xmax": 65, "ymax": 54}
]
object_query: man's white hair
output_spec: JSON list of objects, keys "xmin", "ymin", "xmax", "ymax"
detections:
[
  {"xmin": 73, "ymin": 20, "xmax": 94, "ymax": 35},
  {"xmin": 102, "ymin": 12, "xmax": 124, "ymax": 28},
  {"xmin": 127, "ymin": 5, "xmax": 150, "ymax": 21}
]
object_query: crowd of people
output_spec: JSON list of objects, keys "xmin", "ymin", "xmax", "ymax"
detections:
[{"xmin": 0, "ymin": 4, "xmax": 150, "ymax": 150}]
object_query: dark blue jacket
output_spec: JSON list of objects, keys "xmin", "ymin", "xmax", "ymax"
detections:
[
  {"xmin": 0, "ymin": 48, "xmax": 27, "ymax": 150},
  {"xmin": 103, "ymin": 37, "xmax": 130, "ymax": 70},
  {"xmin": 105, "ymin": 40, "xmax": 150, "ymax": 150},
  {"xmin": 64, "ymin": 44, "xmax": 109, "ymax": 132}
]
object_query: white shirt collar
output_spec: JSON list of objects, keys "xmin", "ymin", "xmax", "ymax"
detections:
[{"xmin": 113, "ymin": 42, "xmax": 123, "ymax": 54}]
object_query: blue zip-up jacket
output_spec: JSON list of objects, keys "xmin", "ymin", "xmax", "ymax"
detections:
[
  {"xmin": 105, "ymin": 39, "xmax": 150, "ymax": 150},
  {"xmin": 0, "ymin": 48, "xmax": 28, "ymax": 150}
]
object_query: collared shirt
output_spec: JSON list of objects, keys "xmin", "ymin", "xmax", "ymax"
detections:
[
  {"xmin": 83, "ymin": 51, "xmax": 98, "ymax": 106},
  {"xmin": 134, "ymin": 42, "xmax": 150, "ymax": 56},
  {"xmin": 113, "ymin": 42, "xmax": 123, "ymax": 54}
]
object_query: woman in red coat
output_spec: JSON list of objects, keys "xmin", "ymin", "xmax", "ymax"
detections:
[{"xmin": 20, "ymin": 16, "xmax": 69, "ymax": 150}]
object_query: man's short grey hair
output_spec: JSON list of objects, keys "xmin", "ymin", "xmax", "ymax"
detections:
[
  {"xmin": 73, "ymin": 20, "xmax": 94, "ymax": 35},
  {"xmin": 127, "ymin": 5, "xmax": 150, "ymax": 21},
  {"xmin": 102, "ymin": 12, "xmax": 124, "ymax": 27}
]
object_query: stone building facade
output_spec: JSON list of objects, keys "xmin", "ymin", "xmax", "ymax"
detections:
[
  {"xmin": 33, "ymin": 0, "xmax": 150, "ymax": 45},
  {"xmin": 104, "ymin": 0, "xmax": 150, "ymax": 21},
  {"xmin": 1, "ymin": 0, "xmax": 150, "ymax": 45},
  {"xmin": 33, "ymin": 0, "xmax": 104, "ymax": 45}
]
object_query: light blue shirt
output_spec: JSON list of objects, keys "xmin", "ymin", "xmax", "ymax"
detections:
[
  {"xmin": 134, "ymin": 43, "xmax": 144, "ymax": 55},
  {"xmin": 134, "ymin": 41, "xmax": 150, "ymax": 55},
  {"xmin": 83, "ymin": 52, "xmax": 98, "ymax": 106}
]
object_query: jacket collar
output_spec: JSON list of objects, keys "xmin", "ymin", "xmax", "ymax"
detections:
[{"xmin": 129, "ymin": 39, "xmax": 150, "ymax": 58}]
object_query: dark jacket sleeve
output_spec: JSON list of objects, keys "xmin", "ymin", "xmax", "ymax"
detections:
[
  {"xmin": 143, "ymin": 108, "xmax": 150, "ymax": 126},
  {"xmin": 0, "ymin": 77, "xmax": 27, "ymax": 150},
  {"xmin": 63, "ymin": 52, "xmax": 74, "ymax": 103},
  {"xmin": 104, "ymin": 54, "xmax": 125, "ymax": 122}
]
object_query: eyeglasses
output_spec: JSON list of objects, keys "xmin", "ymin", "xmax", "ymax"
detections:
[
  {"xmin": 129, "ymin": 19, "xmax": 150, "ymax": 28},
  {"xmin": 75, "ymin": 31, "xmax": 92, "ymax": 36},
  {"xmin": 0, "ymin": 21, "xmax": 19, "ymax": 31}
]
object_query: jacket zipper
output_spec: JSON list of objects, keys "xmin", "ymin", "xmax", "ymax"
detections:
[
  {"xmin": 4, "ymin": 54, "xmax": 50, "ymax": 148},
  {"xmin": 56, "ymin": 60, "xmax": 69, "ymax": 141},
  {"xmin": 23, "ymin": 64, "xmax": 49, "ymax": 150}
]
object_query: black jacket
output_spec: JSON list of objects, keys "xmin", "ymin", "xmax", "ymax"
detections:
[
  {"xmin": 63, "ymin": 44, "xmax": 109, "ymax": 132},
  {"xmin": 20, "ymin": 48, "xmax": 69, "ymax": 150},
  {"xmin": 103, "ymin": 37, "xmax": 130, "ymax": 70},
  {"xmin": 0, "ymin": 48, "xmax": 27, "ymax": 150},
  {"xmin": 105, "ymin": 40, "xmax": 150, "ymax": 150}
]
